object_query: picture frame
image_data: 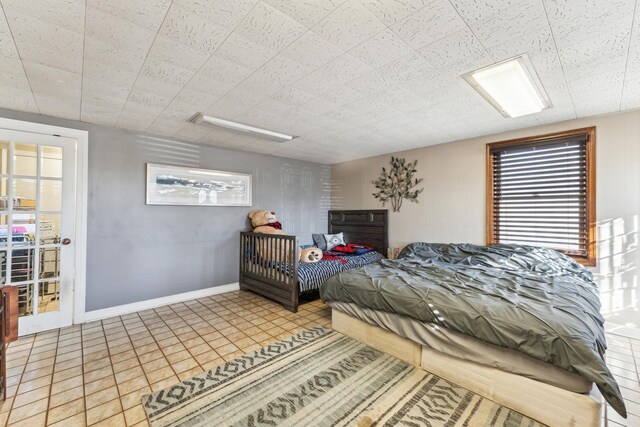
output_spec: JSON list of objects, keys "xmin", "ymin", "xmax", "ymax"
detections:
[{"xmin": 146, "ymin": 163, "xmax": 252, "ymax": 207}]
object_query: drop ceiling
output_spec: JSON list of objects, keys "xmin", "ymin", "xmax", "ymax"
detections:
[{"xmin": 0, "ymin": 0, "xmax": 638, "ymax": 164}]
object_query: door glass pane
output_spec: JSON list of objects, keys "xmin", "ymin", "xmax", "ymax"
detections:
[
  {"xmin": 41, "ymin": 146, "xmax": 62, "ymax": 178},
  {"xmin": 0, "ymin": 141, "xmax": 8, "ymax": 175},
  {"xmin": 17, "ymin": 283, "xmax": 34, "ymax": 316},
  {"xmin": 38, "ymin": 281, "xmax": 59, "ymax": 313},
  {"xmin": 0, "ymin": 177, "xmax": 7, "ymax": 210},
  {"xmin": 40, "ymin": 247, "xmax": 60, "ymax": 279},
  {"xmin": 12, "ymin": 213, "xmax": 35, "ymax": 246},
  {"xmin": 13, "ymin": 178, "xmax": 36, "ymax": 210},
  {"xmin": 0, "ymin": 214, "xmax": 7, "ymax": 246},
  {"xmin": 41, "ymin": 180, "xmax": 61, "ymax": 211},
  {"xmin": 39, "ymin": 213, "xmax": 61, "ymax": 244},
  {"xmin": 0, "ymin": 248, "xmax": 6, "ymax": 284},
  {"xmin": 14, "ymin": 143, "xmax": 37, "ymax": 176},
  {"xmin": 11, "ymin": 248, "xmax": 34, "ymax": 282}
]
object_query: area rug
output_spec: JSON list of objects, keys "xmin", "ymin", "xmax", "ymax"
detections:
[{"xmin": 142, "ymin": 327, "xmax": 543, "ymax": 426}]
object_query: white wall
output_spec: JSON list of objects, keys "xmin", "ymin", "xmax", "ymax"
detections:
[{"xmin": 332, "ymin": 110, "xmax": 640, "ymax": 331}]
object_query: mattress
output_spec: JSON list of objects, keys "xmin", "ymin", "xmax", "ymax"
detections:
[
  {"xmin": 329, "ymin": 301, "xmax": 593, "ymax": 394},
  {"xmin": 298, "ymin": 251, "xmax": 384, "ymax": 293}
]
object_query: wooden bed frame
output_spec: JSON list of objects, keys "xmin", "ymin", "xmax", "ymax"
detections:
[
  {"xmin": 239, "ymin": 209, "xmax": 387, "ymax": 312},
  {"xmin": 332, "ymin": 309, "xmax": 605, "ymax": 427}
]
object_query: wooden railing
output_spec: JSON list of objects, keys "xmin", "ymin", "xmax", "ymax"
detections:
[{"xmin": 239, "ymin": 232, "xmax": 300, "ymax": 312}]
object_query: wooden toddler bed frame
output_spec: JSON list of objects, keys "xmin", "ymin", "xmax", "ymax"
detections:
[{"xmin": 239, "ymin": 209, "xmax": 388, "ymax": 312}]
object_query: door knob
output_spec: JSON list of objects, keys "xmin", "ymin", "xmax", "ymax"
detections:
[{"xmin": 62, "ymin": 238, "xmax": 71, "ymax": 245}]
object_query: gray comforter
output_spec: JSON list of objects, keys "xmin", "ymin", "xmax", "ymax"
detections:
[{"xmin": 319, "ymin": 243, "xmax": 626, "ymax": 417}]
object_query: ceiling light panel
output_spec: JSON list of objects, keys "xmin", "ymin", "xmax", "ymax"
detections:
[{"xmin": 462, "ymin": 55, "xmax": 551, "ymax": 118}]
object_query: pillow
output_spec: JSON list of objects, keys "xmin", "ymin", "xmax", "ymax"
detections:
[
  {"xmin": 324, "ymin": 232, "xmax": 346, "ymax": 250},
  {"xmin": 312, "ymin": 233, "xmax": 327, "ymax": 250}
]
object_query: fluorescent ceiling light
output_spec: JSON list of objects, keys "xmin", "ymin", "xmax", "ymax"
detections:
[
  {"xmin": 462, "ymin": 55, "xmax": 551, "ymax": 118},
  {"xmin": 191, "ymin": 113, "xmax": 296, "ymax": 143}
]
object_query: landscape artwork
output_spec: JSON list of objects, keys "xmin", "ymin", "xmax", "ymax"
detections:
[{"xmin": 146, "ymin": 163, "xmax": 252, "ymax": 206}]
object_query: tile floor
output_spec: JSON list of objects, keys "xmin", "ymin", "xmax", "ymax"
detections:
[{"xmin": 0, "ymin": 290, "xmax": 638, "ymax": 426}]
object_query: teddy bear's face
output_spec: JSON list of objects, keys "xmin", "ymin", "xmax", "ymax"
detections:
[
  {"xmin": 300, "ymin": 248, "xmax": 322, "ymax": 263},
  {"xmin": 248, "ymin": 210, "xmax": 277, "ymax": 227}
]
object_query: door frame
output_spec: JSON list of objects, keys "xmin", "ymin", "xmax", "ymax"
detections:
[{"xmin": 0, "ymin": 117, "xmax": 88, "ymax": 326}]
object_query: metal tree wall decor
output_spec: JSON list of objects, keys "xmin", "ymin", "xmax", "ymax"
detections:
[{"xmin": 372, "ymin": 156, "xmax": 424, "ymax": 212}]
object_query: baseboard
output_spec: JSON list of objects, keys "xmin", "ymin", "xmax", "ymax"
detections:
[{"xmin": 82, "ymin": 282, "xmax": 240, "ymax": 323}]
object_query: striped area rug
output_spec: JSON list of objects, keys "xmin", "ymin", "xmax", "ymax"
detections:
[{"xmin": 142, "ymin": 327, "xmax": 543, "ymax": 427}]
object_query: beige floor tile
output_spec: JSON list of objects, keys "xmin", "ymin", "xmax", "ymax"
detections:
[
  {"xmin": 85, "ymin": 386, "xmax": 119, "ymax": 410},
  {"xmin": 120, "ymin": 387, "xmax": 151, "ymax": 411},
  {"xmin": 46, "ymin": 397, "xmax": 85, "ymax": 425},
  {"xmin": 47, "ymin": 412, "xmax": 87, "ymax": 427},
  {"xmin": 49, "ymin": 385, "xmax": 85, "ymax": 409},
  {"xmin": 86, "ymin": 398, "xmax": 122, "ymax": 425},
  {"xmin": 8, "ymin": 411, "xmax": 47, "ymax": 427},
  {"xmin": 145, "ymin": 366, "xmax": 174, "ymax": 385},
  {"xmin": 51, "ymin": 375, "xmax": 83, "ymax": 395},
  {"xmin": 117, "ymin": 376, "xmax": 149, "ymax": 396},
  {"xmin": 7, "ymin": 397, "xmax": 48, "ymax": 424},
  {"xmin": 123, "ymin": 405, "xmax": 146, "ymax": 426},
  {"xmin": 85, "ymin": 376, "xmax": 116, "ymax": 396},
  {"xmin": 13, "ymin": 385, "xmax": 51, "ymax": 409}
]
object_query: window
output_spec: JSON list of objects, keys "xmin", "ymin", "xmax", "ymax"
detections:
[{"xmin": 486, "ymin": 127, "xmax": 596, "ymax": 266}]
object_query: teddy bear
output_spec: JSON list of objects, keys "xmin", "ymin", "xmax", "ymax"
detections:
[
  {"xmin": 248, "ymin": 210, "xmax": 292, "ymax": 261},
  {"xmin": 300, "ymin": 247, "xmax": 322, "ymax": 263},
  {"xmin": 248, "ymin": 210, "xmax": 286, "ymax": 236}
]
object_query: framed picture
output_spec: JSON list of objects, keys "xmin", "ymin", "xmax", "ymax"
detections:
[{"xmin": 146, "ymin": 163, "xmax": 252, "ymax": 207}]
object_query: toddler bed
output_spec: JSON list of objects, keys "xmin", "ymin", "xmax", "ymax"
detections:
[{"xmin": 239, "ymin": 210, "xmax": 387, "ymax": 312}]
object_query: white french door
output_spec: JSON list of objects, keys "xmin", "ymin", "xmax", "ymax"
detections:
[{"xmin": 0, "ymin": 128, "xmax": 77, "ymax": 335}]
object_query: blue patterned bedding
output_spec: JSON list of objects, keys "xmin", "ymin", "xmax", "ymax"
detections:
[{"xmin": 298, "ymin": 248, "xmax": 384, "ymax": 293}]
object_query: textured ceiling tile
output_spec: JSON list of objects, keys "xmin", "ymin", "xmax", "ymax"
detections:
[
  {"xmin": 0, "ymin": 57, "xmax": 31, "ymax": 90},
  {"xmin": 159, "ymin": 3, "xmax": 231, "ymax": 54},
  {"xmin": 487, "ymin": 26, "xmax": 560, "ymax": 73},
  {"xmin": 4, "ymin": 10, "xmax": 83, "ymax": 73},
  {"xmin": 85, "ymin": 7, "xmax": 155, "ymax": 56},
  {"xmin": 390, "ymin": 0, "xmax": 466, "ymax": 50},
  {"xmin": 316, "ymin": 53, "xmax": 372, "ymax": 86},
  {"xmin": 568, "ymin": 70, "xmax": 624, "ymax": 116},
  {"xmin": 83, "ymin": 37, "xmax": 146, "ymax": 74},
  {"xmin": 263, "ymin": 0, "xmax": 346, "ymax": 27},
  {"xmin": 173, "ymin": 0, "xmax": 258, "ymax": 30},
  {"xmin": 313, "ymin": 0, "xmax": 386, "ymax": 51},
  {"xmin": 0, "ymin": 7, "xmax": 19, "ymax": 59},
  {"xmin": 621, "ymin": 78, "xmax": 640, "ymax": 109},
  {"xmin": 559, "ymin": 29, "xmax": 630, "ymax": 81},
  {"xmin": 207, "ymin": 86, "xmax": 269, "ymax": 118},
  {"xmin": 82, "ymin": 60, "xmax": 138, "ymax": 92},
  {"xmin": 172, "ymin": 89, "xmax": 221, "ymax": 111},
  {"xmin": 347, "ymin": 71, "xmax": 400, "ymax": 96},
  {"xmin": 359, "ymin": 0, "xmax": 431, "ymax": 26},
  {"xmin": 22, "ymin": 61, "xmax": 81, "ymax": 101},
  {"xmin": 147, "ymin": 35, "xmax": 211, "ymax": 72},
  {"xmin": 0, "ymin": 85, "xmax": 38, "ymax": 113},
  {"xmin": 280, "ymin": 31, "xmax": 344, "ymax": 69},
  {"xmin": 270, "ymin": 87, "xmax": 316, "ymax": 107},
  {"xmin": 242, "ymin": 55, "xmax": 313, "ymax": 96},
  {"xmin": 545, "ymin": 0, "xmax": 635, "ymax": 40},
  {"xmin": 234, "ymin": 1, "xmax": 307, "ymax": 51},
  {"xmin": 417, "ymin": 27, "xmax": 492, "ymax": 75},
  {"xmin": 139, "ymin": 58, "xmax": 197, "ymax": 90},
  {"xmin": 215, "ymin": 32, "xmax": 278, "ymax": 70},
  {"xmin": 194, "ymin": 54, "xmax": 254, "ymax": 89},
  {"xmin": 626, "ymin": 5, "xmax": 640, "ymax": 81},
  {"xmin": 32, "ymin": 93, "xmax": 82, "ymax": 120},
  {"xmin": 450, "ymin": 0, "xmax": 519, "ymax": 24},
  {"xmin": 377, "ymin": 53, "xmax": 436, "ymax": 86},
  {"xmin": 87, "ymin": 0, "xmax": 171, "ymax": 31},
  {"xmin": 1, "ymin": 0, "xmax": 85, "ymax": 32},
  {"xmin": 173, "ymin": 122, "xmax": 212, "ymax": 141},
  {"xmin": 349, "ymin": 29, "xmax": 415, "ymax": 68},
  {"xmin": 471, "ymin": 0, "xmax": 547, "ymax": 49}
]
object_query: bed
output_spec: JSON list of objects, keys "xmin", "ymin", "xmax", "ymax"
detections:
[
  {"xmin": 239, "ymin": 209, "xmax": 387, "ymax": 312},
  {"xmin": 320, "ymin": 242, "xmax": 625, "ymax": 427}
]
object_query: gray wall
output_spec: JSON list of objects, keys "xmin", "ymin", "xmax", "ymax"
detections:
[{"xmin": 0, "ymin": 108, "xmax": 331, "ymax": 311}]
